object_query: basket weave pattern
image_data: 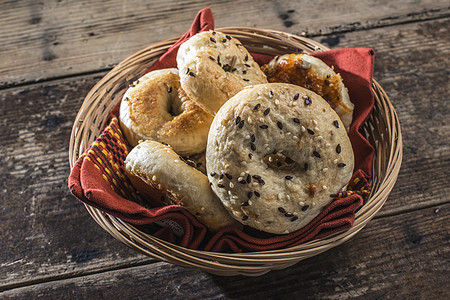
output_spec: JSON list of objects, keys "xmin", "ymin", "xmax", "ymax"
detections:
[{"xmin": 69, "ymin": 28, "xmax": 402, "ymax": 276}]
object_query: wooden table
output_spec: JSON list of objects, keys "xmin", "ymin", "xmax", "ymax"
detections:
[{"xmin": 1, "ymin": 1, "xmax": 448, "ymax": 298}]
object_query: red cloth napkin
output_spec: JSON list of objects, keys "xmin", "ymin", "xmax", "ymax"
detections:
[{"xmin": 68, "ymin": 7, "xmax": 374, "ymax": 252}]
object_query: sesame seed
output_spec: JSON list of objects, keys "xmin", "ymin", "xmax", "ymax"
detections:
[
  {"xmin": 285, "ymin": 212, "xmax": 293, "ymax": 217},
  {"xmin": 253, "ymin": 103, "xmax": 261, "ymax": 110},
  {"xmin": 248, "ymin": 153, "xmax": 253, "ymax": 159},
  {"xmin": 293, "ymin": 93, "xmax": 300, "ymax": 100},
  {"xmin": 210, "ymin": 37, "xmax": 216, "ymax": 43},
  {"xmin": 167, "ymin": 86, "xmax": 172, "ymax": 93},
  {"xmin": 285, "ymin": 175, "xmax": 293, "ymax": 180},
  {"xmin": 251, "ymin": 134, "xmax": 256, "ymax": 142},
  {"xmin": 333, "ymin": 120, "xmax": 339, "ymax": 128},
  {"xmin": 245, "ymin": 54, "xmax": 249, "ymax": 61},
  {"xmin": 263, "ymin": 108, "xmax": 271, "ymax": 116},
  {"xmin": 290, "ymin": 216, "xmax": 299, "ymax": 222},
  {"xmin": 238, "ymin": 120, "xmax": 245, "ymax": 128},
  {"xmin": 243, "ymin": 70, "xmax": 247, "ymax": 74},
  {"xmin": 304, "ymin": 163, "xmax": 308, "ymax": 170},
  {"xmin": 218, "ymin": 184, "xmax": 225, "ymax": 188},
  {"xmin": 226, "ymin": 35, "xmax": 232, "ymax": 40},
  {"xmin": 285, "ymin": 157, "xmax": 294, "ymax": 164},
  {"xmin": 243, "ymin": 78, "xmax": 250, "ymax": 82},
  {"xmin": 258, "ymin": 179, "xmax": 265, "ymax": 185},
  {"xmin": 250, "ymin": 143, "xmax": 256, "ymax": 151},
  {"xmin": 293, "ymin": 118, "xmax": 300, "ymax": 124},
  {"xmin": 272, "ymin": 149, "xmax": 278, "ymax": 154},
  {"xmin": 185, "ymin": 68, "xmax": 190, "ymax": 74},
  {"xmin": 338, "ymin": 163, "xmax": 347, "ymax": 168},
  {"xmin": 222, "ymin": 38, "xmax": 227, "ymax": 43},
  {"xmin": 307, "ymin": 128, "xmax": 315, "ymax": 135},
  {"xmin": 239, "ymin": 180, "xmax": 247, "ymax": 184},
  {"xmin": 323, "ymin": 185, "xmax": 328, "ymax": 190},
  {"xmin": 229, "ymin": 182, "xmax": 234, "ymax": 188},
  {"xmin": 246, "ymin": 174, "xmax": 252, "ymax": 183},
  {"xmin": 244, "ymin": 63, "xmax": 251, "ymax": 67},
  {"xmin": 302, "ymin": 205, "xmax": 310, "ymax": 211},
  {"xmin": 188, "ymin": 72, "xmax": 196, "ymax": 77},
  {"xmin": 336, "ymin": 144, "xmax": 341, "ymax": 154},
  {"xmin": 196, "ymin": 162, "xmax": 202, "ymax": 168},
  {"xmin": 275, "ymin": 99, "xmax": 280, "ymax": 105},
  {"xmin": 277, "ymin": 122, "xmax": 283, "ymax": 129},
  {"xmin": 225, "ymin": 173, "xmax": 232, "ymax": 180},
  {"xmin": 278, "ymin": 207, "xmax": 286, "ymax": 214},
  {"xmin": 236, "ymin": 43, "xmax": 243, "ymax": 47},
  {"xmin": 247, "ymin": 192, "xmax": 253, "ymax": 199},
  {"xmin": 242, "ymin": 215, "xmax": 249, "ymax": 221},
  {"xmin": 210, "ymin": 171, "xmax": 216, "ymax": 177},
  {"xmin": 269, "ymin": 90, "xmax": 274, "ymax": 98},
  {"xmin": 152, "ymin": 175, "xmax": 157, "ymax": 181},
  {"xmin": 313, "ymin": 151, "xmax": 321, "ymax": 158},
  {"xmin": 209, "ymin": 56, "xmax": 215, "ymax": 61},
  {"xmin": 254, "ymin": 191, "xmax": 261, "ymax": 197},
  {"xmin": 304, "ymin": 97, "xmax": 312, "ymax": 105},
  {"xmin": 219, "ymin": 174, "xmax": 224, "ymax": 179},
  {"xmin": 235, "ymin": 116, "xmax": 241, "ymax": 125},
  {"xmin": 242, "ymin": 201, "xmax": 249, "ymax": 206},
  {"xmin": 212, "ymin": 31, "xmax": 216, "ymax": 35},
  {"xmin": 252, "ymin": 175, "xmax": 261, "ymax": 180},
  {"xmin": 301, "ymin": 126, "xmax": 306, "ymax": 132},
  {"xmin": 323, "ymin": 168, "xmax": 328, "ymax": 172},
  {"xmin": 330, "ymin": 194, "xmax": 338, "ymax": 198},
  {"xmin": 260, "ymin": 124, "xmax": 268, "ymax": 129}
]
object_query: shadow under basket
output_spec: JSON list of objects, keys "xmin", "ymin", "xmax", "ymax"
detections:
[{"xmin": 69, "ymin": 27, "xmax": 403, "ymax": 277}]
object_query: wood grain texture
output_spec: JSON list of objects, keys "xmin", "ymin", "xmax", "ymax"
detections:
[
  {"xmin": 2, "ymin": 204, "xmax": 448, "ymax": 299},
  {"xmin": 0, "ymin": 17, "xmax": 449, "ymax": 292},
  {"xmin": 1, "ymin": 0, "xmax": 448, "ymax": 87}
]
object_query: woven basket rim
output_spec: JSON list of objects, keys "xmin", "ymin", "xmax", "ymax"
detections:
[{"xmin": 69, "ymin": 27, "xmax": 402, "ymax": 275}]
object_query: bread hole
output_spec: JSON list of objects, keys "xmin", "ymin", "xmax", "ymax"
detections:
[
  {"xmin": 263, "ymin": 152, "xmax": 296, "ymax": 170},
  {"xmin": 165, "ymin": 84, "xmax": 183, "ymax": 117}
]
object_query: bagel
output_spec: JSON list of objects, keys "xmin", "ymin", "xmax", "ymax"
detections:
[
  {"xmin": 124, "ymin": 140, "xmax": 239, "ymax": 232},
  {"xmin": 119, "ymin": 68, "xmax": 213, "ymax": 156},
  {"xmin": 176, "ymin": 30, "xmax": 268, "ymax": 115},
  {"xmin": 261, "ymin": 54, "xmax": 354, "ymax": 130},
  {"xmin": 206, "ymin": 83, "xmax": 354, "ymax": 234}
]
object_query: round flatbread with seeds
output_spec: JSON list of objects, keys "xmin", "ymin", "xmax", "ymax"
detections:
[
  {"xmin": 176, "ymin": 30, "xmax": 268, "ymax": 115},
  {"xmin": 206, "ymin": 83, "xmax": 354, "ymax": 234}
]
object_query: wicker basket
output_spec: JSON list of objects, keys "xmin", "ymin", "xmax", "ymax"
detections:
[{"xmin": 69, "ymin": 27, "xmax": 402, "ymax": 276}]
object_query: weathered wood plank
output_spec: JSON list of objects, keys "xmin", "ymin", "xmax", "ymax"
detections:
[
  {"xmin": 1, "ymin": 17, "xmax": 448, "ymax": 290},
  {"xmin": 2, "ymin": 204, "xmax": 448, "ymax": 298},
  {"xmin": 1, "ymin": 0, "xmax": 448, "ymax": 87}
]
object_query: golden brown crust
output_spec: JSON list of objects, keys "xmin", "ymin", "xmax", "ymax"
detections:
[
  {"xmin": 261, "ymin": 54, "xmax": 354, "ymax": 130},
  {"xmin": 119, "ymin": 69, "xmax": 213, "ymax": 155}
]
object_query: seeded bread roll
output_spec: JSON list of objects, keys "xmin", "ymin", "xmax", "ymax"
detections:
[
  {"xmin": 206, "ymin": 83, "xmax": 354, "ymax": 234},
  {"xmin": 119, "ymin": 68, "xmax": 213, "ymax": 155},
  {"xmin": 176, "ymin": 30, "xmax": 268, "ymax": 115},
  {"xmin": 262, "ymin": 54, "xmax": 354, "ymax": 131},
  {"xmin": 125, "ymin": 140, "xmax": 240, "ymax": 232}
]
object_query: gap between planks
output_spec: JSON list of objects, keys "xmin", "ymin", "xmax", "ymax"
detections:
[
  {"xmin": 0, "ymin": 8, "xmax": 448, "ymax": 91},
  {"xmin": 0, "ymin": 201, "xmax": 445, "ymax": 293}
]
